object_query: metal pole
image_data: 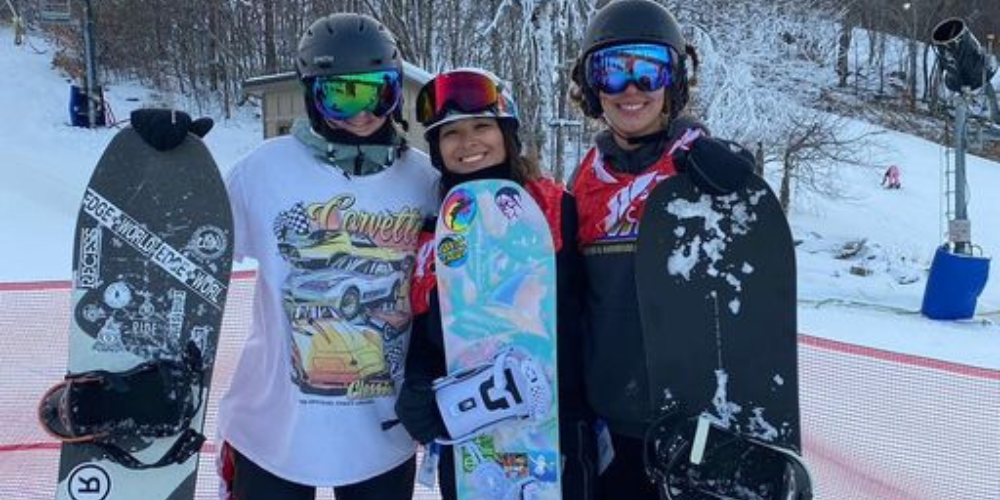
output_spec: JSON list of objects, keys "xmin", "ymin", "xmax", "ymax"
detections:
[
  {"xmin": 7, "ymin": 0, "xmax": 24, "ymax": 46},
  {"xmin": 951, "ymin": 93, "xmax": 971, "ymax": 254},
  {"xmin": 82, "ymin": 0, "xmax": 98, "ymax": 127},
  {"xmin": 987, "ymin": 35, "xmax": 1000, "ymax": 124}
]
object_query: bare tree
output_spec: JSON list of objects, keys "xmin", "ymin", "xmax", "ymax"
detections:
[
  {"xmin": 678, "ymin": 0, "xmax": 840, "ymax": 142},
  {"xmin": 776, "ymin": 111, "xmax": 883, "ymax": 212},
  {"xmin": 837, "ymin": 3, "xmax": 858, "ymax": 88},
  {"xmin": 263, "ymin": 0, "xmax": 277, "ymax": 73}
]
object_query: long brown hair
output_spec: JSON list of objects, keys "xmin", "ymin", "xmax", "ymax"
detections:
[{"xmin": 500, "ymin": 119, "xmax": 541, "ymax": 184}]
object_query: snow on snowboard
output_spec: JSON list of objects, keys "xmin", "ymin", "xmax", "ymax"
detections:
[
  {"xmin": 38, "ymin": 127, "xmax": 233, "ymax": 500},
  {"xmin": 434, "ymin": 180, "xmax": 561, "ymax": 500},
  {"xmin": 636, "ymin": 173, "xmax": 812, "ymax": 500}
]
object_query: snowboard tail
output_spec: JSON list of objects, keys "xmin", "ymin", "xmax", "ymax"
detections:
[{"xmin": 636, "ymin": 174, "xmax": 809, "ymax": 499}]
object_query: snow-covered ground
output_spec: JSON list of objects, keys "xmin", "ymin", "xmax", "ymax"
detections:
[
  {"xmin": 1, "ymin": 26, "xmax": 997, "ymax": 371},
  {"xmin": 790, "ymin": 118, "xmax": 1000, "ymax": 369},
  {"xmin": 0, "ymin": 28, "xmax": 260, "ymax": 283}
]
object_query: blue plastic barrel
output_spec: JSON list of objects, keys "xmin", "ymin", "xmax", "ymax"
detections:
[
  {"xmin": 69, "ymin": 85, "xmax": 105, "ymax": 127},
  {"xmin": 921, "ymin": 245, "xmax": 991, "ymax": 320}
]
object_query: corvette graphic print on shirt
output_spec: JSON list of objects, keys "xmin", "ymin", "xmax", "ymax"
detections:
[{"xmin": 273, "ymin": 194, "xmax": 423, "ymax": 399}]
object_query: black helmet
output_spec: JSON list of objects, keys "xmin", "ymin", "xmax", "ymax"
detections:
[
  {"xmin": 296, "ymin": 13, "xmax": 401, "ymax": 79},
  {"xmin": 296, "ymin": 13, "xmax": 404, "ymax": 140},
  {"xmin": 581, "ymin": 0, "xmax": 686, "ymax": 56},
  {"xmin": 572, "ymin": 0, "xmax": 691, "ymax": 119}
]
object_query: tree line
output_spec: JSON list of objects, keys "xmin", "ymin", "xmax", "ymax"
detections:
[{"xmin": 4, "ymin": 0, "xmax": 998, "ymax": 209}]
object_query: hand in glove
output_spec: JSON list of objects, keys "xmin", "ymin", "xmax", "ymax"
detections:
[
  {"xmin": 678, "ymin": 137, "xmax": 754, "ymax": 195},
  {"xmin": 394, "ymin": 378, "xmax": 447, "ymax": 444},
  {"xmin": 130, "ymin": 108, "xmax": 214, "ymax": 151}
]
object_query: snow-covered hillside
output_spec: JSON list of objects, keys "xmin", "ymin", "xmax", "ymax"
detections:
[{"xmin": 0, "ymin": 27, "xmax": 260, "ymax": 283}]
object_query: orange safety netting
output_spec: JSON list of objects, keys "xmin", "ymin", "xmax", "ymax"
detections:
[{"xmin": 1, "ymin": 275, "xmax": 997, "ymax": 499}]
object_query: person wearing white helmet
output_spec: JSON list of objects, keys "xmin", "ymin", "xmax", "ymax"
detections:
[
  {"xmin": 211, "ymin": 12, "xmax": 438, "ymax": 500},
  {"xmin": 394, "ymin": 68, "xmax": 597, "ymax": 500}
]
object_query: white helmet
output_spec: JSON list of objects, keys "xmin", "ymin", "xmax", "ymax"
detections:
[{"xmin": 416, "ymin": 67, "xmax": 520, "ymax": 139}]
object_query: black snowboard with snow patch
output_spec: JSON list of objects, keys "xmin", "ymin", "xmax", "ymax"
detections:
[
  {"xmin": 41, "ymin": 128, "xmax": 232, "ymax": 500},
  {"xmin": 636, "ymin": 173, "xmax": 807, "ymax": 499}
]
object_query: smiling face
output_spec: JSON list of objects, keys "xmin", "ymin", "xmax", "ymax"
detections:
[
  {"xmin": 437, "ymin": 117, "xmax": 507, "ymax": 174},
  {"xmin": 326, "ymin": 112, "xmax": 387, "ymax": 137},
  {"xmin": 599, "ymin": 85, "xmax": 667, "ymax": 148}
]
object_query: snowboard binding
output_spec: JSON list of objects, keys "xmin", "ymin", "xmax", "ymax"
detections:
[
  {"xmin": 433, "ymin": 346, "xmax": 553, "ymax": 444},
  {"xmin": 643, "ymin": 411, "xmax": 813, "ymax": 500},
  {"xmin": 38, "ymin": 342, "xmax": 207, "ymax": 469}
]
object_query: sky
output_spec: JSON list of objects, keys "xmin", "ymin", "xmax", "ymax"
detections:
[{"xmin": 0, "ymin": 25, "xmax": 997, "ymax": 372}]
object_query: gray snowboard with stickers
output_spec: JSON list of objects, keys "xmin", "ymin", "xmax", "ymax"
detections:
[{"xmin": 39, "ymin": 127, "xmax": 233, "ymax": 500}]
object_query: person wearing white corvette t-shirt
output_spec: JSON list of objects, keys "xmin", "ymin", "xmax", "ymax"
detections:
[{"xmin": 215, "ymin": 12, "xmax": 438, "ymax": 500}]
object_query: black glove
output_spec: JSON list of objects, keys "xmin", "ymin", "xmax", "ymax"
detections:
[
  {"xmin": 131, "ymin": 108, "xmax": 214, "ymax": 151},
  {"xmin": 394, "ymin": 378, "xmax": 447, "ymax": 444},
  {"xmin": 679, "ymin": 137, "xmax": 754, "ymax": 195}
]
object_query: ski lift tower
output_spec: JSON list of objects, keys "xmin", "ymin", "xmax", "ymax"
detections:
[
  {"xmin": 922, "ymin": 18, "xmax": 994, "ymax": 320},
  {"xmin": 41, "ymin": 0, "xmax": 101, "ymax": 128},
  {"xmin": 78, "ymin": 0, "xmax": 99, "ymax": 128}
]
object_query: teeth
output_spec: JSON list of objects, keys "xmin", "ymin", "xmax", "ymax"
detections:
[
  {"xmin": 462, "ymin": 153, "xmax": 486, "ymax": 163},
  {"xmin": 620, "ymin": 103, "xmax": 645, "ymax": 111}
]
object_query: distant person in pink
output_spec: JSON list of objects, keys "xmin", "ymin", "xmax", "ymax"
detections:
[{"xmin": 883, "ymin": 165, "xmax": 901, "ymax": 189}]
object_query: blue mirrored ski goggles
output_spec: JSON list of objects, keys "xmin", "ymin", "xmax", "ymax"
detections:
[{"xmin": 586, "ymin": 43, "xmax": 673, "ymax": 95}]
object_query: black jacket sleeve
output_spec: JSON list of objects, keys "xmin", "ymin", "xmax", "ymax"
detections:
[
  {"xmin": 555, "ymin": 193, "xmax": 599, "ymax": 500},
  {"xmin": 404, "ymin": 293, "xmax": 448, "ymax": 383},
  {"xmin": 402, "ymin": 216, "xmax": 448, "ymax": 384},
  {"xmin": 555, "ymin": 193, "xmax": 591, "ymax": 422},
  {"xmin": 395, "ymin": 219, "xmax": 449, "ymax": 444}
]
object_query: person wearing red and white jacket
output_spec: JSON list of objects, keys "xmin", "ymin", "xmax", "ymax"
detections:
[
  {"xmin": 567, "ymin": 2, "xmax": 756, "ymax": 499},
  {"xmin": 394, "ymin": 68, "xmax": 597, "ymax": 500}
]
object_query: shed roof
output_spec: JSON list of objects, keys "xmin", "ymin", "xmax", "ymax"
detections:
[{"xmin": 244, "ymin": 61, "xmax": 434, "ymax": 94}]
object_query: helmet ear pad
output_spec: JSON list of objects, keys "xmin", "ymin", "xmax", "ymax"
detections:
[
  {"xmin": 301, "ymin": 78, "xmax": 321, "ymax": 131},
  {"xmin": 571, "ymin": 59, "xmax": 603, "ymax": 119},
  {"xmin": 427, "ymin": 128, "xmax": 444, "ymax": 169},
  {"xmin": 668, "ymin": 54, "xmax": 690, "ymax": 120}
]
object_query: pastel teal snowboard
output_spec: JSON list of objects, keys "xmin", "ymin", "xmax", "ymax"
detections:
[{"xmin": 435, "ymin": 180, "xmax": 561, "ymax": 500}]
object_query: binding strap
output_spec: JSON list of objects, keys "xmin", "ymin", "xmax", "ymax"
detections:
[
  {"xmin": 38, "ymin": 342, "xmax": 207, "ymax": 469},
  {"xmin": 642, "ymin": 408, "xmax": 813, "ymax": 500}
]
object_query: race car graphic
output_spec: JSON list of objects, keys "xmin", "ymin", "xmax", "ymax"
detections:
[
  {"xmin": 285, "ymin": 254, "xmax": 405, "ymax": 321},
  {"xmin": 291, "ymin": 318, "xmax": 386, "ymax": 394},
  {"xmin": 279, "ymin": 229, "xmax": 397, "ymax": 269}
]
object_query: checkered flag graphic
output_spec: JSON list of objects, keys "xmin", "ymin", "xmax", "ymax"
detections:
[
  {"xmin": 385, "ymin": 339, "xmax": 405, "ymax": 381},
  {"xmin": 273, "ymin": 202, "xmax": 312, "ymax": 240}
]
